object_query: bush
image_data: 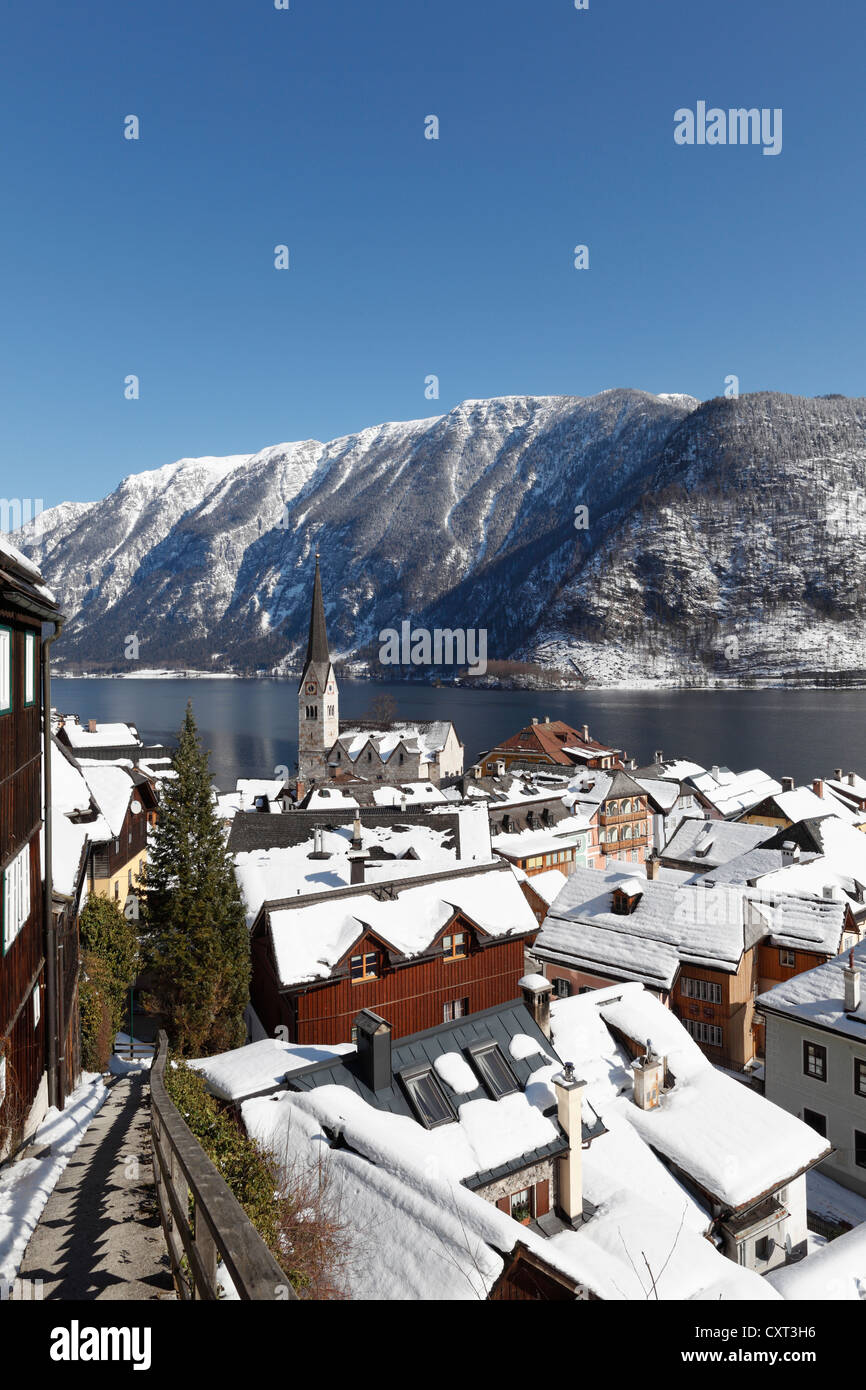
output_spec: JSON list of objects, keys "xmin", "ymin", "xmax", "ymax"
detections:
[
  {"xmin": 165, "ymin": 1061, "xmax": 349, "ymax": 1297},
  {"xmin": 79, "ymin": 952, "xmax": 117, "ymax": 1072},
  {"xmin": 78, "ymin": 895, "xmax": 140, "ymax": 1070}
]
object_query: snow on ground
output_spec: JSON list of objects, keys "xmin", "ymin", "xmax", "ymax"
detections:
[
  {"xmin": 0, "ymin": 1074, "xmax": 107, "ymax": 1285},
  {"xmin": 110, "ymin": 1033, "xmax": 154, "ymax": 1075},
  {"xmin": 767, "ymin": 1222, "xmax": 866, "ymax": 1300}
]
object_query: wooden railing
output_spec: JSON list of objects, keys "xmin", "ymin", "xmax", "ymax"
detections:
[{"xmin": 150, "ymin": 1030, "xmax": 296, "ymax": 1300}]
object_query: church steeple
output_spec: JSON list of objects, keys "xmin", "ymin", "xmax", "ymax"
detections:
[
  {"xmin": 297, "ymin": 551, "xmax": 339, "ymax": 782},
  {"xmin": 303, "ymin": 550, "xmax": 331, "ymax": 670}
]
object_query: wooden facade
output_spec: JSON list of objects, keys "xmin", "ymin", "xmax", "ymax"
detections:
[
  {"xmin": 0, "ymin": 569, "xmax": 56, "ymax": 1152},
  {"xmin": 670, "ymin": 949, "xmax": 758, "ymax": 1072},
  {"xmin": 252, "ymin": 909, "xmax": 535, "ymax": 1046}
]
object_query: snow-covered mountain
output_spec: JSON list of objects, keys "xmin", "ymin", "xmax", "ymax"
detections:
[{"xmin": 19, "ymin": 389, "xmax": 866, "ymax": 685}]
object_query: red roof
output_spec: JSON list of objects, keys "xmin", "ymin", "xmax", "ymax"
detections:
[{"xmin": 491, "ymin": 720, "xmax": 616, "ymax": 766}]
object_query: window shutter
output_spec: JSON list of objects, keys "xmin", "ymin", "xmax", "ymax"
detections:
[
  {"xmin": 534, "ymin": 1180, "xmax": 550, "ymax": 1218},
  {"xmin": 24, "ymin": 631, "xmax": 36, "ymax": 706},
  {"xmin": 0, "ymin": 627, "xmax": 10, "ymax": 713},
  {"xmin": 496, "ymin": 1196, "xmax": 510, "ymax": 1215}
]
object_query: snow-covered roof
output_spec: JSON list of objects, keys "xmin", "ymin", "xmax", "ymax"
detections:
[
  {"xmin": 372, "ymin": 782, "xmax": 449, "ymax": 806},
  {"xmin": 757, "ymin": 938, "xmax": 866, "ymax": 1040},
  {"xmin": 535, "ymin": 865, "xmax": 747, "ymax": 989},
  {"xmin": 769, "ymin": 785, "xmax": 857, "ymax": 825},
  {"xmin": 337, "ymin": 721, "xmax": 453, "ymax": 763},
  {"xmin": 81, "ymin": 764, "xmax": 136, "ymax": 838},
  {"xmin": 634, "ymin": 777, "xmax": 682, "ymax": 812},
  {"xmin": 747, "ymin": 891, "xmax": 848, "ymax": 956},
  {"xmin": 766, "ymin": 1222, "xmax": 866, "ymax": 1300},
  {"xmin": 519, "ymin": 868, "xmax": 568, "ymax": 906},
  {"xmin": 492, "ymin": 818, "xmax": 590, "ymax": 860},
  {"xmin": 662, "ymin": 816, "xmax": 772, "ymax": 868},
  {"xmin": 0, "ymin": 533, "xmax": 45, "ymax": 582},
  {"xmin": 551, "ymin": 985, "xmax": 830, "ymax": 1210},
  {"xmin": 60, "ymin": 721, "xmax": 141, "ymax": 750},
  {"xmin": 234, "ymin": 819, "xmax": 491, "ymax": 926},
  {"xmin": 748, "ymin": 817, "xmax": 866, "ymax": 915},
  {"xmin": 686, "ymin": 767, "xmax": 782, "ymax": 817},
  {"xmin": 264, "ymin": 864, "xmax": 537, "ymax": 987},
  {"xmin": 189, "ymin": 1038, "xmax": 355, "ymax": 1102}
]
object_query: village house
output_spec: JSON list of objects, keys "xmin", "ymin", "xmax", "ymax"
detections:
[
  {"xmin": 737, "ymin": 777, "xmax": 861, "ymax": 831},
  {"xmin": 491, "ymin": 817, "xmax": 592, "ymax": 879},
  {"xmin": 758, "ymin": 939, "xmax": 866, "ymax": 1199},
  {"xmin": 476, "ymin": 718, "xmax": 622, "ymax": 777},
  {"xmin": 193, "ymin": 978, "xmax": 825, "ymax": 1295},
  {"xmin": 0, "ymin": 537, "xmax": 77, "ymax": 1156},
  {"xmin": 659, "ymin": 815, "xmax": 774, "ymax": 874},
  {"xmin": 684, "ymin": 765, "xmax": 783, "ymax": 819},
  {"xmin": 564, "ymin": 768, "xmax": 651, "ymax": 867},
  {"xmin": 247, "ymin": 859, "xmax": 540, "ymax": 1045}
]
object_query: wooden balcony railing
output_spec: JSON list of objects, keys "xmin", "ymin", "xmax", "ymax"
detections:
[{"xmin": 150, "ymin": 1030, "xmax": 296, "ymax": 1301}]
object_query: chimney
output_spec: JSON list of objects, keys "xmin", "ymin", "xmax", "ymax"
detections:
[
  {"xmin": 645, "ymin": 856, "xmax": 660, "ymax": 882},
  {"xmin": 88, "ymin": 719, "xmax": 97, "ymax": 733},
  {"xmin": 545, "ymin": 715, "xmax": 550, "ymax": 724},
  {"xmin": 834, "ymin": 768, "xmax": 843, "ymax": 782},
  {"xmin": 849, "ymin": 772, "xmax": 857, "ymax": 787},
  {"xmin": 350, "ymin": 811, "xmax": 363, "ymax": 851},
  {"xmin": 295, "ymin": 779, "xmax": 305, "ymax": 802},
  {"xmin": 519, "ymin": 973, "xmax": 552, "ymax": 1039},
  {"xmin": 711, "ymin": 765, "xmax": 720, "ymax": 779},
  {"xmin": 355, "ymin": 1010, "xmax": 392, "ymax": 1091},
  {"xmin": 531, "ymin": 716, "xmax": 539, "ymax": 725},
  {"xmin": 349, "ymin": 850, "xmax": 366, "ymax": 885},
  {"xmin": 813, "ymin": 779, "xmax": 824, "ymax": 799},
  {"xmin": 582, "ymin": 724, "xmax": 589, "ymax": 741},
  {"xmin": 553, "ymin": 1062, "xmax": 586, "ymax": 1224},
  {"xmin": 781, "ymin": 776, "xmax": 795, "ymax": 793},
  {"xmin": 781, "ymin": 840, "xmax": 800, "ymax": 865},
  {"xmin": 495, "ymin": 760, "xmax": 506, "ymax": 777},
  {"xmin": 844, "ymin": 950, "xmax": 861, "ymax": 1014},
  {"xmin": 654, "ymin": 749, "xmax": 663, "ymax": 764},
  {"xmin": 632, "ymin": 1040, "xmax": 664, "ymax": 1111}
]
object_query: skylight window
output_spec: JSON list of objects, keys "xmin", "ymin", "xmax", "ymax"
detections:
[
  {"xmin": 467, "ymin": 1042, "xmax": 519, "ymax": 1100},
  {"xmin": 400, "ymin": 1064, "xmax": 456, "ymax": 1128}
]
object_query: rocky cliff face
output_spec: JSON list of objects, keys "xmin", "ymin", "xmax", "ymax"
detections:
[{"xmin": 19, "ymin": 390, "xmax": 866, "ymax": 685}]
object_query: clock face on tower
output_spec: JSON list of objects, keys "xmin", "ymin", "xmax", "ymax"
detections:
[{"xmin": 305, "ymin": 681, "xmax": 317, "ymax": 695}]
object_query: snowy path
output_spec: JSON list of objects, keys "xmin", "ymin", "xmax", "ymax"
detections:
[{"xmin": 17, "ymin": 1075, "xmax": 173, "ymax": 1300}]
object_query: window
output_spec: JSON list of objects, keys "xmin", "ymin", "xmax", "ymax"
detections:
[
  {"xmin": 0, "ymin": 627, "xmax": 10, "ymax": 714},
  {"xmin": 400, "ymin": 1065, "xmax": 455, "ymax": 1128},
  {"xmin": 442, "ymin": 931, "xmax": 467, "ymax": 959},
  {"xmin": 443, "ymin": 998, "xmax": 468, "ymax": 1022},
  {"xmin": 803, "ymin": 1108, "xmax": 827, "ymax": 1137},
  {"xmin": 0, "ymin": 1052, "xmax": 5, "ymax": 1106},
  {"xmin": 32, "ymin": 983, "xmax": 40, "ymax": 1028},
  {"xmin": 855, "ymin": 1060, "xmax": 866, "ymax": 1098},
  {"xmin": 468, "ymin": 1042, "xmax": 519, "ymax": 1099},
  {"xmin": 350, "ymin": 951, "xmax": 378, "ymax": 982},
  {"xmin": 779, "ymin": 949, "xmax": 796, "ymax": 967},
  {"xmin": 2, "ymin": 844, "xmax": 31, "ymax": 954},
  {"xmin": 755, "ymin": 1235, "xmax": 774, "ymax": 1263},
  {"xmin": 684, "ymin": 1018, "xmax": 723, "ymax": 1048},
  {"xmin": 509, "ymin": 1188, "xmax": 532, "ymax": 1222},
  {"xmin": 24, "ymin": 631, "xmax": 36, "ymax": 707},
  {"xmin": 803, "ymin": 1040, "xmax": 827, "ymax": 1082},
  {"xmin": 681, "ymin": 977, "xmax": 722, "ymax": 1005},
  {"xmin": 855, "ymin": 1130, "xmax": 866, "ymax": 1170},
  {"xmin": 114, "ymin": 882, "xmax": 120, "ymax": 900},
  {"xmin": 553, "ymin": 977, "xmax": 572, "ymax": 998},
  {"xmin": 128, "ymin": 868, "xmax": 133, "ymax": 888}
]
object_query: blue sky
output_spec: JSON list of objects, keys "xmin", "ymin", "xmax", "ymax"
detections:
[{"xmin": 1, "ymin": 0, "xmax": 863, "ymax": 506}]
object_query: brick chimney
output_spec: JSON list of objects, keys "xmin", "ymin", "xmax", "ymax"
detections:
[
  {"xmin": 355, "ymin": 1010, "xmax": 392, "ymax": 1091},
  {"xmin": 813, "ymin": 779, "xmax": 824, "ymax": 799},
  {"xmin": 519, "ymin": 973, "xmax": 552, "ymax": 1038},
  {"xmin": 349, "ymin": 850, "xmax": 366, "ymax": 885},
  {"xmin": 553, "ymin": 1062, "xmax": 585, "ymax": 1224},
  {"xmin": 88, "ymin": 719, "xmax": 97, "ymax": 733},
  {"xmin": 845, "ymin": 950, "xmax": 861, "ymax": 1014},
  {"xmin": 781, "ymin": 776, "xmax": 795, "ymax": 793},
  {"xmin": 632, "ymin": 1041, "xmax": 664, "ymax": 1111}
]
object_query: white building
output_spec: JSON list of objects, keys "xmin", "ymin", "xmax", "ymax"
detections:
[{"xmin": 758, "ymin": 939, "xmax": 866, "ymax": 1198}]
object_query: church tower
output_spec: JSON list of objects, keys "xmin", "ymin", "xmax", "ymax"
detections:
[{"xmin": 297, "ymin": 552, "xmax": 339, "ymax": 783}]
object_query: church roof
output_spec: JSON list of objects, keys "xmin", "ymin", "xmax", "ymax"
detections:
[{"xmin": 300, "ymin": 553, "xmax": 332, "ymax": 683}]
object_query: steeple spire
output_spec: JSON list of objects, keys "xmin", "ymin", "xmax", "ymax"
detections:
[{"xmin": 304, "ymin": 551, "xmax": 331, "ymax": 668}]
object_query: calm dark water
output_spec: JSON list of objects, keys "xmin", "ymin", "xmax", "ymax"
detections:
[{"xmin": 52, "ymin": 678, "xmax": 866, "ymax": 789}]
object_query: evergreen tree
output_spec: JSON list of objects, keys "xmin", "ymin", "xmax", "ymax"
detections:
[
  {"xmin": 78, "ymin": 894, "xmax": 140, "ymax": 1071},
  {"xmin": 143, "ymin": 701, "xmax": 250, "ymax": 1055}
]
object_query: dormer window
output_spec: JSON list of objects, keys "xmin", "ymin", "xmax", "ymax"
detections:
[
  {"xmin": 443, "ymin": 931, "xmax": 467, "ymax": 959},
  {"xmin": 611, "ymin": 879, "xmax": 643, "ymax": 915},
  {"xmin": 467, "ymin": 1042, "xmax": 519, "ymax": 1100},
  {"xmin": 350, "ymin": 951, "xmax": 378, "ymax": 982},
  {"xmin": 400, "ymin": 1064, "xmax": 456, "ymax": 1128}
]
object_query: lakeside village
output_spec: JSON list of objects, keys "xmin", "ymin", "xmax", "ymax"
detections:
[{"xmin": 3, "ymin": 538, "xmax": 866, "ymax": 1303}]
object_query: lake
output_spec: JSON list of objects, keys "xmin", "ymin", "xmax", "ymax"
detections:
[{"xmin": 51, "ymin": 678, "xmax": 866, "ymax": 789}]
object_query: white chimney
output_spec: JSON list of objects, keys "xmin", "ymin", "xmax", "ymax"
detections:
[
  {"xmin": 849, "ymin": 772, "xmax": 857, "ymax": 787},
  {"xmin": 519, "ymin": 973, "xmax": 552, "ymax": 1039},
  {"xmin": 834, "ymin": 768, "xmax": 843, "ymax": 781},
  {"xmin": 632, "ymin": 1040, "xmax": 664, "ymax": 1111},
  {"xmin": 845, "ymin": 950, "xmax": 861, "ymax": 1014},
  {"xmin": 646, "ymin": 856, "xmax": 660, "ymax": 882},
  {"xmin": 553, "ymin": 1062, "xmax": 585, "ymax": 1224},
  {"xmin": 582, "ymin": 724, "xmax": 589, "ymax": 741}
]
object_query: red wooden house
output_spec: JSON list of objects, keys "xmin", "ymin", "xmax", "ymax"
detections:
[
  {"xmin": 249, "ymin": 860, "xmax": 540, "ymax": 1045},
  {"xmin": 0, "ymin": 539, "xmax": 68, "ymax": 1157}
]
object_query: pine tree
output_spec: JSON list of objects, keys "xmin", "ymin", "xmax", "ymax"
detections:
[{"xmin": 143, "ymin": 701, "xmax": 250, "ymax": 1055}]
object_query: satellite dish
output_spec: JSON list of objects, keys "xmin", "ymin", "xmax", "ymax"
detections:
[{"xmin": 131, "ymin": 799, "xmax": 142, "ymax": 815}]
